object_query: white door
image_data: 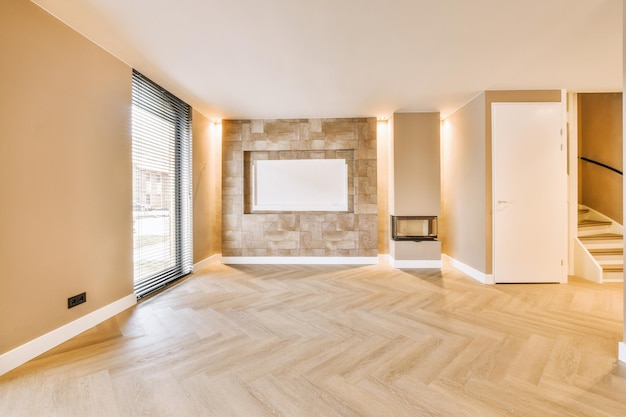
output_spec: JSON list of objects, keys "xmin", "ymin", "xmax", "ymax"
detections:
[{"xmin": 492, "ymin": 102, "xmax": 567, "ymax": 283}]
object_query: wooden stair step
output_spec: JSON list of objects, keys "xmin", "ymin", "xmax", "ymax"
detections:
[
  {"xmin": 602, "ymin": 265, "xmax": 624, "ymax": 273},
  {"xmin": 589, "ymin": 248, "xmax": 624, "ymax": 255},
  {"xmin": 578, "ymin": 233, "xmax": 623, "ymax": 241},
  {"xmin": 578, "ymin": 219, "xmax": 612, "ymax": 228},
  {"xmin": 578, "ymin": 208, "xmax": 590, "ymax": 215}
]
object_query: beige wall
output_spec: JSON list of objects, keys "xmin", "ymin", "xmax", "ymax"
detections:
[
  {"xmin": 391, "ymin": 113, "xmax": 441, "ymax": 215},
  {"xmin": 222, "ymin": 118, "xmax": 377, "ymax": 258},
  {"xmin": 442, "ymin": 90, "xmax": 561, "ymax": 274},
  {"xmin": 192, "ymin": 111, "xmax": 222, "ymax": 263},
  {"xmin": 0, "ymin": 0, "xmax": 133, "ymax": 353},
  {"xmin": 441, "ymin": 93, "xmax": 487, "ymax": 271},
  {"xmin": 390, "ymin": 112, "xmax": 441, "ymax": 261},
  {"xmin": 578, "ymin": 93, "xmax": 623, "ymax": 224}
]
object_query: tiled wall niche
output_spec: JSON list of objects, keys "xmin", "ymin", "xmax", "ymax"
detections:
[
  {"xmin": 243, "ymin": 150, "xmax": 355, "ymax": 214},
  {"xmin": 222, "ymin": 118, "xmax": 377, "ymax": 258}
]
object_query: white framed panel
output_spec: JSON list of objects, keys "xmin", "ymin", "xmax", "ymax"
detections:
[{"xmin": 252, "ymin": 159, "xmax": 348, "ymax": 211}]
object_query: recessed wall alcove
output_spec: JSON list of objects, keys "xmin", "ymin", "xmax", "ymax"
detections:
[
  {"xmin": 222, "ymin": 118, "xmax": 377, "ymax": 258},
  {"xmin": 244, "ymin": 150, "xmax": 355, "ymax": 214}
]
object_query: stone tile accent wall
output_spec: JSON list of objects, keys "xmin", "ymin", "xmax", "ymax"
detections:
[{"xmin": 222, "ymin": 118, "xmax": 377, "ymax": 258}]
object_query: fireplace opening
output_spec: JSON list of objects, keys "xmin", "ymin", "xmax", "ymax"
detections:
[{"xmin": 391, "ymin": 215, "xmax": 438, "ymax": 242}]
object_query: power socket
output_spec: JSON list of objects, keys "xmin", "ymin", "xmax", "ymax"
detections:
[{"xmin": 68, "ymin": 292, "xmax": 87, "ymax": 309}]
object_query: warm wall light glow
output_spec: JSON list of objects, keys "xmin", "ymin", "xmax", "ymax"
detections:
[
  {"xmin": 441, "ymin": 118, "xmax": 451, "ymax": 136},
  {"xmin": 377, "ymin": 118, "xmax": 390, "ymax": 153},
  {"xmin": 210, "ymin": 119, "xmax": 222, "ymax": 140},
  {"xmin": 377, "ymin": 119, "xmax": 389, "ymax": 141},
  {"xmin": 441, "ymin": 118, "xmax": 452, "ymax": 153},
  {"xmin": 376, "ymin": 116, "xmax": 392, "ymax": 254}
]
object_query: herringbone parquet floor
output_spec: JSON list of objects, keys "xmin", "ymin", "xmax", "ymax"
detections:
[{"xmin": 1, "ymin": 262, "xmax": 625, "ymax": 416}]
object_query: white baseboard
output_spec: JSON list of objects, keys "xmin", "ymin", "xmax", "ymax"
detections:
[
  {"xmin": 193, "ymin": 254, "xmax": 222, "ymax": 271},
  {"xmin": 221, "ymin": 256, "xmax": 379, "ymax": 265},
  {"xmin": 443, "ymin": 254, "xmax": 495, "ymax": 284},
  {"xmin": 0, "ymin": 293, "xmax": 137, "ymax": 376},
  {"xmin": 619, "ymin": 342, "xmax": 626, "ymax": 363},
  {"xmin": 390, "ymin": 259, "xmax": 443, "ymax": 269}
]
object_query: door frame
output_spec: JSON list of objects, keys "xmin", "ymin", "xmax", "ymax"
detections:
[{"xmin": 566, "ymin": 92, "xmax": 578, "ymax": 277}]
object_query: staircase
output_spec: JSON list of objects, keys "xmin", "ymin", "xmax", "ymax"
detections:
[{"xmin": 575, "ymin": 206, "xmax": 624, "ymax": 283}]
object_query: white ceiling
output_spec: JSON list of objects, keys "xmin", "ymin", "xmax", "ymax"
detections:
[{"xmin": 33, "ymin": 0, "xmax": 622, "ymax": 120}]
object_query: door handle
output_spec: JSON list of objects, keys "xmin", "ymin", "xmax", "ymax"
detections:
[{"xmin": 498, "ymin": 200, "xmax": 512, "ymax": 204}]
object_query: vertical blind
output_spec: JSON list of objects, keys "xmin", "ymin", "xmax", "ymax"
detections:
[{"xmin": 131, "ymin": 69, "xmax": 192, "ymax": 298}]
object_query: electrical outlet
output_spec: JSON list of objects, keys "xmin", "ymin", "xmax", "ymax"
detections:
[{"xmin": 67, "ymin": 292, "xmax": 86, "ymax": 309}]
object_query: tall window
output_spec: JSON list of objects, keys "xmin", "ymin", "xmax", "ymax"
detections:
[{"xmin": 131, "ymin": 70, "xmax": 192, "ymax": 298}]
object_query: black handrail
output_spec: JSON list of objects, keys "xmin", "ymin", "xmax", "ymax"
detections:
[{"xmin": 579, "ymin": 157, "xmax": 623, "ymax": 176}]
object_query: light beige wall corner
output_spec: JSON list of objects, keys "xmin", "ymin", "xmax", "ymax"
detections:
[
  {"xmin": 192, "ymin": 111, "xmax": 222, "ymax": 263},
  {"xmin": 0, "ymin": 0, "xmax": 133, "ymax": 354},
  {"xmin": 441, "ymin": 93, "xmax": 487, "ymax": 272}
]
